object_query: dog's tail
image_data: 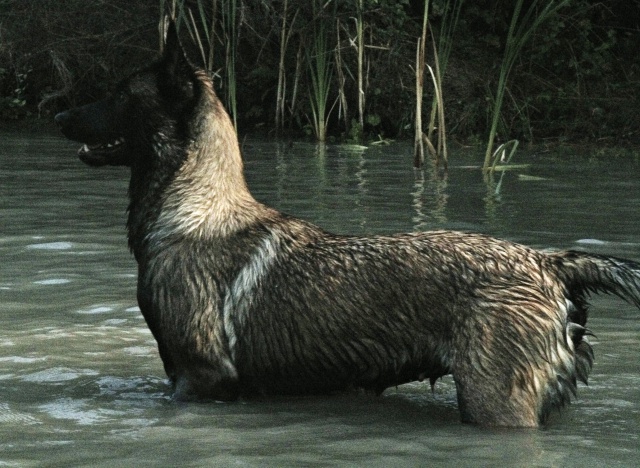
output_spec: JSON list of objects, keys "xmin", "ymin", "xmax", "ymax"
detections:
[
  {"xmin": 554, "ymin": 250, "xmax": 640, "ymax": 310},
  {"xmin": 545, "ymin": 250, "xmax": 640, "ymax": 394}
]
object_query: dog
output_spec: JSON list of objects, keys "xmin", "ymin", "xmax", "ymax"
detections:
[{"xmin": 54, "ymin": 22, "xmax": 640, "ymax": 427}]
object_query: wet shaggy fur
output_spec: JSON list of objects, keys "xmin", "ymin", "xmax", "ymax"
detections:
[{"xmin": 55, "ymin": 24, "xmax": 640, "ymax": 427}]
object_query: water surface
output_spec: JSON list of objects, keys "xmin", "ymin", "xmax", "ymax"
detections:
[{"xmin": 1, "ymin": 133, "xmax": 639, "ymax": 466}]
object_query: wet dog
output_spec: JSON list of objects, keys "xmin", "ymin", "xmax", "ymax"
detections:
[{"xmin": 55, "ymin": 22, "xmax": 640, "ymax": 426}]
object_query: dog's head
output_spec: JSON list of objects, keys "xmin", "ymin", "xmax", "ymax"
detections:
[{"xmin": 55, "ymin": 22, "xmax": 200, "ymax": 167}]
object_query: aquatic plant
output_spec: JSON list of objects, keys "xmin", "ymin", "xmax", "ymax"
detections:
[
  {"xmin": 489, "ymin": 139, "xmax": 519, "ymax": 195},
  {"xmin": 483, "ymin": 0, "xmax": 569, "ymax": 172},
  {"xmin": 275, "ymin": 0, "xmax": 299, "ymax": 133},
  {"xmin": 307, "ymin": 1, "xmax": 335, "ymax": 142},
  {"xmin": 355, "ymin": 0, "xmax": 366, "ymax": 137},
  {"xmin": 162, "ymin": 0, "xmax": 237, "ymax": 129},
  {"xmin": 425, "ymin": 0, "xmax": 463, "ymax": 168},
  {"xmin": 414, "ymin": 0, "xmax": 462, "ymax": 170},
  {"xmin": 334, "ymin": 18, "xmax": 350, "ymax": 134},
  {"xmin": 7, "ymin": 0, "xmax": 635, "ymax": 147},
  {"xmin": 221, "ymin": 0, "xmax": 238, "ymax": 129},
  {"xmin": 413, "ymin": 0, "xmax": 430, "ymax": 168},
  {"xmin": 426, "ymin": 50, "xmax": 447, "ymax": 169}
]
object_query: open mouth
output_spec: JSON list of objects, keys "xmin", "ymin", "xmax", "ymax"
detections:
[
  {"xmin": 78, "ymin": 137, "xmax": 125, "ymax": 156},
  {"xmin": 77, "ymin": 137, "xmax": 128, "ymax": 166}
]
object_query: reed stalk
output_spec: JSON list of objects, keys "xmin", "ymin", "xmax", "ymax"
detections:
[
  {"xmin": 192, "ymin": 0, "xmax": 217, "ymax": 72},
  {"xmin": 275, "ymin": 0, "xmax": 288, "ymax": 132},
  {"xmin": 356, "ymin": 0, "xmax": 365, "ymax": 136},
  {"xmin": 164, "ymin": 1, "xmax": 237, "ymax": 128},
  {"xmin": 308, "ymin": 2, "xmax": 334, "ymax": 142},
  {"xmin": 161, "ymin": 1, "xmax": 215, "ymax": 72},
  {"xmin": 426, "ymin": 58, "xmax": 447, "ymax": 169},
  {"xmin": 426, "ymin": 0, "xmax": 463, "ymax": 151},
  {"xmin": 222, "ymin": 0, "xmax": 238, "ymax": 129},
  {"xmin": 413, "ymin": 0, "xmax": 429, "ymax": 168},
  {"xmin": 275, "ymin": 0, "xmax": 298, "ymax": 133},
  {"xmin": 207, "ymin": 0, "xmax": 217, "ymax": 72},
  {"xmin": 172, "ymin": 1, "xmax": 233, "ymax": 127},
  {"xmin": 185, "ymin": 8, "xmax": 208, "ymax": 69},
  {"xmin": 490, "ymin": 139, "xmax": 519, "ymax": 194},
  {"xmin": 482, "ymin": 0, "xmax": 568, "ymax": 171},
  {"xmin": 158, "ymin": 0, "xmax": 177, "ymax": 51},
  {"xmin": 335, "ymin": 19, "xmax": 349, "ymax": 133},
  {"xmin": 290, "ymin": 41, "xmax": 303, "ymax": 123}
]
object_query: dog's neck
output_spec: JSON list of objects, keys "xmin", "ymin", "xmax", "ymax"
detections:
[{"xmin": 130, "ymin": 97, "xmax": 271, "ymax": 254}]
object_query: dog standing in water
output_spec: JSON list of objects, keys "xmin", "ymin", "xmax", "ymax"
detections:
[{"xmin": 55, "ymin": 23, "xmax": 640, "ymax": 426}]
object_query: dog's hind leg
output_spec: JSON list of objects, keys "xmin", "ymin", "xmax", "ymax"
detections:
[
  {"xmin": 450, "ymin": 292, "xmax": 559, "ymax": 426},
  {"xmin": 452, "ymin": 360, "xmax": 540, "ymax": 427}
]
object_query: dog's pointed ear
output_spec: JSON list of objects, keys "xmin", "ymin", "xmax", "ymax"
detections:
[
  {"xmin": 163, "ymin": 20, "xmax": 182, "ymax": 63},
  {"xmin": 161, "ymin": 20, "xmax": 196, "ymax": 104}
]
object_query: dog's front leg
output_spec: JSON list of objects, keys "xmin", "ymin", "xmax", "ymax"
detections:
[{"xmin": 172, "ymin": 355, "xmax": 240, "ymax": 402}]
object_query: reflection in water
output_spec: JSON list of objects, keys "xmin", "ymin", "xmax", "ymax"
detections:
[
  {"xmin": 0, "ymin": 134, "xmax": 639, "ymax": 466},
  {"xmin": 412, "ymin": 162, "xmax": 449, "ymax": 231},
  {"xmin": 430, "ymin": 166, "xmax": 449, "ymax": 226},
  {"xmin": 274, "ymin": 141, "xmax": 288, "ymax": 204},
  {"xmin": 483, "ymin": 175, "xmax": 502, "ymax": 229},
  {"xmin": 314, "ymin": 142, "xmax": 327, "ymax": 185},
  {"xmin": 353, "ymin": 146, "xmax": 369, "ymax": 232},
  {"xmin": 411, "ymin": 169, "xmax": 429, "ymax": 231}
]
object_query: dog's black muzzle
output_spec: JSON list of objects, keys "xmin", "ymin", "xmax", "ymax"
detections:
[
  {"xmin": 55, "ymin": 97, "xmax": 130, "ymax": 167},
  {"xmin": 55, "ymin": 98, "xmax": 123, "ymax": 145}
]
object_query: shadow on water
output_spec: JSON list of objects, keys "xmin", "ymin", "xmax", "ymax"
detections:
[{"xmin": 1, "ymin": 133, "xmax": 639, "ymax": 466}]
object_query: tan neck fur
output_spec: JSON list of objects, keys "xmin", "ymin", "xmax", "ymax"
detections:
[{"xmin": 151, "ymin": 99, "xmax": 266, "ymax": 242}]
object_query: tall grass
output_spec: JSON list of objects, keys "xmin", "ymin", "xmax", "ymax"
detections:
[
  {"xmin": 161, "ymin": 0, "xmax": 237, "ymax": 129},
  {"xmin": 414, "ymin": 0, "xmax": 453, "ymax": 170},
  {"xmin": 290, "ymin": 42, "xmax": 304, "ymax": 126},
  {"xmin": 426, "ymin": 1, "xmax": 463, "ymax": 135},
  {"xmin": 482, "ymin": 0, "xmax": 569, "ymax": 172},
  {"xmin": 275, "ymin": 0, "xmax": 287, "ymax": 133},
  {"xmin": 334, "ymin": 18, "xmax": 349, "ymax": 133},
  {"xmin": 275, "ymin": 0, "xmax": 299, "ymax": 133},
  {"xmin": 161, "ymin": 0, "xmax": 215, "ymax": 71},
  {"xmin": 413, "ymin": 0, "xmax": 430, "ymax": 168},
  {"xmin": 158, "ymin": 0, "xmax": 176, "ymax": 50},
  {"xmin": 426, "ymin": 0, "xmax": 463, "ymax": 167},
  {"xmin": 426, "ymin": 57, "xmax": 447, "ymax": 169},
  {"xmin": 307, "ymin": 2, "xmax": 334, "ymax": 142},
  {"xmin": 221, "ymin": 0, "xmax": 238, "ymax": 129},
  {"xmin": 355, "ymin": 0, "xmax": 365, "ymax": 136},
  {"xmin": 159, "ymin": 0, "xmax": 563, "ymax": 149},
  {"xmin": 488, "ymin": 139, "xmax": 519, "ymax": 193}
]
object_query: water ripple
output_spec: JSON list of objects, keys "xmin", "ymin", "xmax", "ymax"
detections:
[
  {"xmin": 38, "ymin": 398, "xmax": 127, "ymax": 425},
  {"xmin": 0, "ymin": 356, "xmax": 47, "ymax": 364},
  {"xmin": 21, "ymin": 367, "xmax": 99, "ymax": 383},
  {"xmin": 0, "ymin": 403, "xmax": 41, "ymax": 425},
  {"xmin": 26, "ymin": 242, "xmax": 74, "ymax": 250},
  {"xmin": 77, "ymin": 306, "xmax": 114, "ymax": 315},
  {"xmin": 33, "ymin": 278, "xmax": 72, "ymax": 285}
]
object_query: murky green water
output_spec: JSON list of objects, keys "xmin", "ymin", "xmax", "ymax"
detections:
[{"xmin": 1, "ymin": 133, "xmax": 639, "ymax": 467}]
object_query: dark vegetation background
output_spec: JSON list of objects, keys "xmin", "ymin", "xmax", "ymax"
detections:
[{"xmin": 1, "ymin": 0, "xmax": 639, "ymax": 147}]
